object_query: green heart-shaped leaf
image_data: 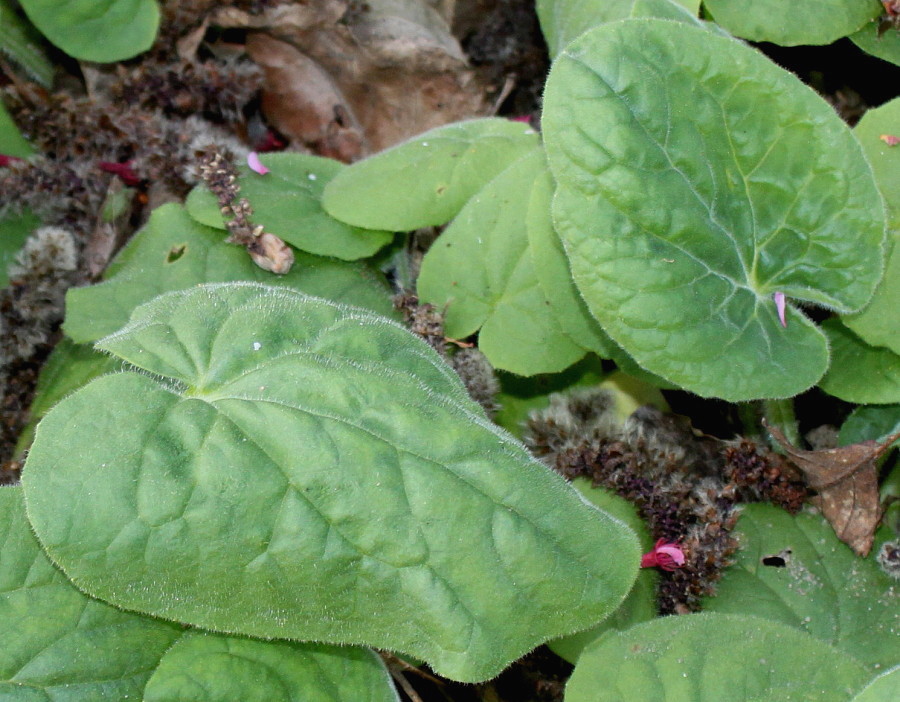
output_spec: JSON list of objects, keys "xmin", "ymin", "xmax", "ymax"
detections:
[
  {"xmin": 851, "ymin": 667, "xmax": 900, "ymax": 702},
  {"xmin": 839, "ymin": 405, "xmax": 900, "ymax": 447},
  {"xmin": 703, "ymin": 0, "xmax": 880, "ymax": 46},
  {"xmin": 19, "ymin": 0, "xmax": 159, "ymax": 62},
  {"xmin": 322, "ymin": 118, "xmax": 540, "ymax": 230},
  {"xmin": 565, "ymin": 612, "xmax": 871, "ymax": 701},
  {"xmin": 24, "ymin": 282, "xmax": 640, "ymax": 682},
  {"xmin": 64, "ymin": 203, "xmax": 395, "ymax": 343},
  {"xmin": 186, "ymin": 152, "xmax": 393, "ymax": 261},
  {"xmin": 417, "ymin": 150, "xmax": 588, "ymax": 375},
  {"xmin": 851, "ymin": 22, "xmax": 900, "ymax": 68},
  {"xmin": 542, "ymin": 20, "xmax": 886, "ymax": 401},
  {"xmin": 143, "ymin": 634, "xmax": 398, "ymax": 702},
  {"xmin": 0, "ymin": 486, "xmax": 184, "ymax": 698},
  {"xmin": 819, "ymin": 319, "xmax": 900, "ymax": 405},
  {"xmin": 702, "ymin": 504, "xmax": 900, "ymax": 669}
]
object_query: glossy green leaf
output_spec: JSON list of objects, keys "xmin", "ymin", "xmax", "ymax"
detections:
[
  {"xmin": 143, "ymin": 634, "xmax": 398, "ymax": 702},
  {"xmin": 844, "ymin": 98, "xmax": 900, "ymax": 354},
  {"xmin": 543, "ymin": 20, "xmax": 886, "ymax": 401},
  {"xmin": 0, "ymin": 99, "xmax": 33, "ymax": 158},
  {"xmin": 23, "ymin": 282, "xmax": 641, "ymax": 682},
  {"xmin": 64, "ymin": 203, "xmax": 395, "ymax": 343},
  {"xmin": 0, "ymin": 1, "xmax": 53, "ymax": 87},
  {"xmin": 0, "ymin": 486, "xmax": 184, "ymax": 699},
  {"xmin": 702, "ymin": 504, "xmax": 900, "ymax": 669},
  {"xmin": 186, "ymin": 152, "xmax": 393, "ymax": 261},
  {"xmin": 536, "ymin": 0, "xmax": 701, "ymax": 56},
  {"xmin": 851, "ymin": 667, "xmax": 900, "ymax": 702},
  {"xmin": 322, "ymin": 118, "xmax": 540, "ymax": 230},
  {"xmin": 851, "ymin": 22, "xmax": 900, "ymax": 68},
  {"xmin": 565, "ymin": 612, "xmax": 872, "ymax": 701},
  {"xmin": 19, "ymin": 0, "xmax": 159, "ymax": 62},
  {"xmin": 0, "ymin": 209, "xmax": 38, "ymax": 287},
  {"xmin": 548, "ymin": 481, "xmax": 657, "ymax": 664},
  {"xmin": 819, "ymin": 319, "xmax": 900, "ymax": 404},
  {"xmin": 418, "ymin": 150, "xmax": 586, "ymax": 375},
  {"xmin": 839, "ymin": 404, "xmax": 900, "ymax": 447},
  {"xmin": 703, "ymin": 0, "xmax": 880, "ymax": 46}
]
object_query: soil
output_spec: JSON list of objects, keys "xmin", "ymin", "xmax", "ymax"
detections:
[{"xmin": 1, "ymin": 2, "xmax": 897, "ymax": 700}]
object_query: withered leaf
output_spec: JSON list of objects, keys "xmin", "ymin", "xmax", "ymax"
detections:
[{"xmin": 767, "ymin": 423, "xmax": 900, "ymax": 556}]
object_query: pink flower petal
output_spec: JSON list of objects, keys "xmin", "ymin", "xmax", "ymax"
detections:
[
  {"xmin": 247, "ymin": 151, "xmax": 269, "ymax": 175},
  {"xmin": 98, "ymin": 160, "xmax": 141, "ymax": 186},
  {"xmin": 773, "ymin": 291, "xmax": 787, "ymax": 328},
  {"xmin": 0, "ymin": 154, "xmax": 24, "ymax": 167},
  {"xmin": 880, "ymin": 134, "xmax": 900, "ymax": 147},
  {"xmin": 640, "ymin": 539, "xmax": 685, "ymax": 571}
]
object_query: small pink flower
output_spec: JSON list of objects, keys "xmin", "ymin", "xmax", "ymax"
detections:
[
  {"xmin": 0, "ymin": 154, "xmax": 23, "ymax": 167},
  {"xmin": 641, "ymin": 539, "xmax": 685, "ymax": 571},
  {"xmin": 773, "ymin": 291, "xmax": 787, "ymax": 328},
  {"xmin": 880, "ymin": 134, "xmax": 900, "ymax": 147},
  {"xmin": 99, "ymin": 160, "xmax": 141, "ymax": 186},
  {"xmin": 247, "ymin": 151, "xmax": 269, "ymax": 175}
]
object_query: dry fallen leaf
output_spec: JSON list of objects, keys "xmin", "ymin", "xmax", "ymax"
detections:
[
  {"xmin": 216, "ymin": 0, "xmax": 491, "ymax": 156},
  {"xmin": 767, "ymin": 423, "xmax": 900, "ymax": 556}
]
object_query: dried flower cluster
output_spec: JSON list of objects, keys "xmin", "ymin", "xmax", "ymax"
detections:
[{"xmin": 524, "ymin": 390, "xmax": 807, "ymax": 613}]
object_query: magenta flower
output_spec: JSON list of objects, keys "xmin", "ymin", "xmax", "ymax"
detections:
[
  {"xmin": 640, "ymin": 539, "xmax": 685, "ymax": 571},
  {"xmin": 773, "ymin": 291, "xmax": 787, "ymax": 328},
  {"xmin": 247, "ymin": 151, "xmax": 269, "ymax": 175},
  {"xmin": 0, "ymin": 154, "xmax": 23, "ymax": 167},
  {"xmin": 99, "ymin": 160, "xmax": 141, "ymax": 186}
]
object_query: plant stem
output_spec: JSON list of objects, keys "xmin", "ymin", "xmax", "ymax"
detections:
[{"xmin": 763, "ymin": 398, "xmax": 800, "ymax": 449}]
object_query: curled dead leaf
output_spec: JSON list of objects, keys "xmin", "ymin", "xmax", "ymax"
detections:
[
  {"xmin": 767, "ymin": 422, "xmax": 900, "ymax": 556},
  {"xmin": 248, "ymin": 231, "xmax": 294, "ymax": 275}
]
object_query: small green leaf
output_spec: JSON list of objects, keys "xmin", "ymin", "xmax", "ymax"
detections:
[
  {"xmin": 418, "ymin": 150, "xmax": 586, "ymax": 375},
  {"xmin": 0, "ymin": 1, "xmax": 53, "ymax": 87},
  {"xmin": 844, "ymin": 98, "xmax": 900, "ymax": 354},
  {"xmin": 186, "ymin": 152, "xmax": 393, "ymax": 261},
  {"xmin": 322, "ymin": 118, "xmax": 540, "ymax": 230},
  {"xmin": 819, "ymin": 319, "xmax": 900, "ymax": 404},
  {"xmin": 143, "ymin": 634, "xmax": 398, "ymax": 702},
  {"xmin": 0, "ymin": 486, "xmax": 185, "ymax": 698},
  {"xmin": 565, "ymin": 612, "xmax": 872, "ymax": 701},
  {"xmin": 703, "ymin": 0, "xmax": 881, "ymax": 46},
  {"xmin": 24, "ymin": 282, "xmax": 641, "ymax": 682},
  {"xmin": 0, "ymin": 209, "xmax": 38, "ymax": 287},
  {"xmin": 548, "ymin": 481, "xmax": 657, "ymax": 664},
  {"xmin": 0, "ymin": 99, "xmax": 33, "ymax": 158},
  {"xmin": 839, "ymin": 404, "xmax": 900, "ymax": 447},
  {"xmin": 19, "ymin": 0, "xmax": 159, "ymax": 62},
  {"xmin": 851, "ymin": 22, "xmax": 900, "ymax": 68},
  {"xmin": 64, "ymin": 203, "xmax": 395, "ymax": 343},
  {"xmin": 851, "ymin": 667, "xmax": 900, "ymax": 702},
  {"xmin": 702, "ymin": 504, "xmax": 900, "ymax": 669},
  {"xmin": 536, "ymin": 0, "xmax": 702, "ymax": 57},
  {"xmin": 543, "ymin": 20, "xmax": 885, "ymax": 401}
]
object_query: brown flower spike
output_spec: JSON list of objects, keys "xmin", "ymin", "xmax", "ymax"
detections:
[{"xmin": 766, "ymin": 422, "xmax": 900, "ymax": 556}]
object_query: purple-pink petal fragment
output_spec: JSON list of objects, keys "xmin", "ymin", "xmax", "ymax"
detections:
[
  {"xmin": 248, "ymin": 152, "xmax": 269, "ymax": 175},
  {"xmin": 774, "ymin": 292, "xmax": 787, "ymax": 327}
]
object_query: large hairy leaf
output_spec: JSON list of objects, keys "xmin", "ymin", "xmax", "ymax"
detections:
[
  {"xmin": 322, "ymin": 118, "xmax": 540, "ymax": 230},
  {"xmin": 23, "ymin": 283, "xmax": 640, "ymax": 682},
  {"xmin": 542, "ymin": 20, "xmax": 885, "ymax": 401},
  {"xmin": 143, "ymin": 634, "xmax": 398, "ymax": 702},
  {"xmin": 186, "ymin": 152, "xmax": 393, "ymax": 261},
  {"xmin": 703, "ymin": 0, "xmax": 880, "ymax": 46},
  {"xmin": 417, "ymin": 150, "xmax": 588, "ymax": 375},
  {"xmin": 0, "ymin": 486, "xmax": 184, "ymax": 698},
  {"xmin": 851, "ymin": 668, "xmax": 900, "ymax": 702},
  {"xmin": 702, "ymin": 504, "xmax": 899, "ymax": 669},
  {"xmin": 19, "ymin": 0, "xmax": 159, "ymax": 62},
  {"xmin": 0, "ymin": 486, "xmax": 399, "ymax": 701},
  {"xmin": 565, "ymin": 613, "xmax": 872, "ymax": 701},
  {"xmin": 64, "ymin": 203, "xmax": 395, "ymax": 342}
]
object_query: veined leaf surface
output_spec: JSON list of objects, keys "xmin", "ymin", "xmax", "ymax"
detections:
[
  {"xmin": 24, "ymin": 283, "xmax": 640, "ymax": 682},
  {"xmin": 542, "ymin": 20, "xmax": 885, "ymax": 400}
]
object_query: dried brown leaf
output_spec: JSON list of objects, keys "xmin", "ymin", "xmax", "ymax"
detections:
[{"xmin": 767, "ymin": 423, "xmax": 900, "ymax": 556}]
